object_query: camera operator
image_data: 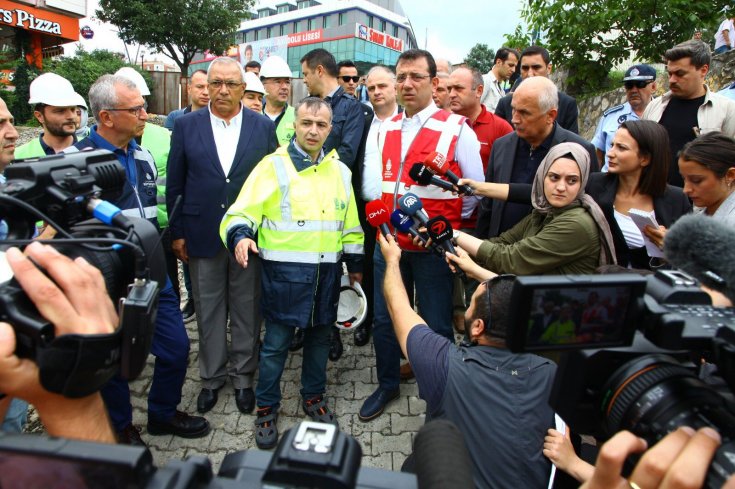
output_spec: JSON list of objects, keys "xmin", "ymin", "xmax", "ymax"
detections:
[
  {"xmin": 64, "ymin": 75, "xmax": 209, "ymax": 445},
  {"xmin": 378, "ymin": 232, "xmax": 556, "ymax": 488},
  {"xmin": 0, "ymin": 242, "xmax": 116, "ymax": 442}
]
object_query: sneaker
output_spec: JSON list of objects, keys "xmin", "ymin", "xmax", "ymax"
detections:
[
  {"xmin": 117, "ymin": 423, "xmax": 146, "ymax": 446},
  {"xmin": 255, "ymin": 406, "xmax": 279, "ymax": 449},
  {"xmin": 181, "ymin": 299, "xmax": 196, "ymax": 323},
  {"xmin": 302, "ymin": 395, "xmax": 337, "ymax": 425}
]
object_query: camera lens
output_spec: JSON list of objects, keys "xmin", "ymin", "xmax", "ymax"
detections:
[{"xmin": 600, "ymin": 354, "xmax": 735, "ymax": 487}]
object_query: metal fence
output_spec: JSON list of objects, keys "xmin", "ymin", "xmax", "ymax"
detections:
[{"xmin": 147, "ymin": 70, "xmax": 185, "ymax": 116}]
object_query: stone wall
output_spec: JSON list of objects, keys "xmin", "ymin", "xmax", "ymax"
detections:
[{"xmin": 577, "ymin": 49, "xmax": 735, "ymax": 141}]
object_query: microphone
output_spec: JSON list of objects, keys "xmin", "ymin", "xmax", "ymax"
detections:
[
  {"xmin": 409, "ymin": 163, "xmax": 456, "ymax": 192},
  {"xmin": 426, "ymin": 215, "xmax": 465, "ymax": 278},
  {"xmin": 397, "ymin": 192, "xmax": 430, "ymax": 226},
  {"xmin": 365, "ymin": 200, "xmax": 391, "ymax": 237},
  {"xmin": 391, "ymin": 209, "xmax": 444, "ymax": 256},
  {"xmin": 423, "ymin": 151, "xmax": 474, "ymax": 196},
  {"xmin": 664, "ymin": 214, "xmax": 735, "ymax": 303},
  {"xmin": 413, "ymin": 419, "xmax": 475, "ymax": 489}
]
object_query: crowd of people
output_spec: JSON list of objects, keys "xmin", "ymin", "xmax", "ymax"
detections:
[{"xmin": 0, "ymin": 26, "xmax": 734, "ymax": 488}]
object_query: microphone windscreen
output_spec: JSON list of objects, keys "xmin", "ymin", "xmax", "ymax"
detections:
[
  {"xmin": 423, "ymin": 151, "xmax": 447, "ymax": 175},
  {"xmin": 665, "ymin": 214, "xmax": 735, "ymax": 300},
  {"xmin": 390, "ymin": 209, "xmax": 415, "ymax": 233},
  {"xmin": 413, "ymin": 419, "xmax": 474, "ymax": 489},
  {"xmin": 397, "ymin": 192, "xmax": 423, "ymax": 215},
  {"xmin": 365, "ymin": 200, "xmax": 391, "ymax": 227},
  {"xmin": 409, "ymin": 163, "xmax": 434, "ymax": 185}
]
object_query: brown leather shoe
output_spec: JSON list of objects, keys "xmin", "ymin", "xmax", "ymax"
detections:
[
  {"xmin": 117, "ymin": 423, "xmax": 146, "ymax": 447},
  {"xmin": 399, "ymin": 362, "xmax": 414, "ymax": 380}
]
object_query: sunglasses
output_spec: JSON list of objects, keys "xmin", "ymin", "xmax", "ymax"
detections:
[
  {"xmin": 624, "ymin": 80, "xmax": 653, "ymax": 90},
  {"xmin": 340, "ymin": 76, "xmax": 360, "ymax": 83}
]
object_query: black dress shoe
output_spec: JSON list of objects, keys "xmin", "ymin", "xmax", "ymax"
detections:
[
  {"xmin": 197, "ymin": 387, "xmax": 220, "ymax": 413},
  {"xmin": 289, "ymin": 328, "xmax": 305, "ymax": 352},
  {"xmin": 353, "ymin": 322, "xmax": 372, "ymax": 347},
  {"xmin": 148, "ymin": 410, "xmax": 210, "ymax": 438},
  {"xmin": 181, "ymin": 299, "xmax": 196, "ymax": 323},
  {"xmin": 328, "ymin": 326, "xmax": 343, "ymax": 361},
  {"xmin": 359, "ymin": 387, "xmax": 400, "ymax": 421},
  {"xmin": 117, "ymin": 423, "xmax": 147, "ymax": 446},
  {"xmin": 235, "ymin": 388, "xmax": 255, "ymax": 414}
]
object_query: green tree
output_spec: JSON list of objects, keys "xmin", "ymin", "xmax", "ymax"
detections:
[
  {"xmin": 47, "ymin": 48, "xmax": 153, "ymax": 107},
  {"xmin": 464, "ymin": 43, "xmax": 495, "ymax": 74},
  {"xmin": 523, "ymin": 0, "xmax": 733, "ymax": 94},
  {"xmin": 96, "ymin": 0, "xmax": 254, "ymax": 75},
  {"xmin": 503, "ymin": 24, "xmax": 537, "ymax": 51}
]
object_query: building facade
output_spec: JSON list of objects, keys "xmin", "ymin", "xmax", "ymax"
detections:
[{"xmin": 190, "ymin": 0, "xmax": 417, "ymax": 76}]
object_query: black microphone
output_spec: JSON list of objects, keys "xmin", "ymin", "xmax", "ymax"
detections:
[
  {"xmin": 397, "ymin": 192, "xmax": 430, "ymax": 226},
  {"xmin": 426, "ymin": 215, "xmax": 465, "ymax": 278},
  {"xmin": 423, "ymin": 151, "xmax": 474, "ymax": 196},
  {"xmin": 391, "ymin": 209, "xmax": 443, "ymax": 256},
  {"xmin": 409, "ymin": 163, "xmax": 456, "ymax": 192},
  {"xmin": 665, "ymin": 214, "xmax": 735, "ymax": 304},
  {"xmin": 413, "ymin": 419, "xmax": 475, "ymax": 489},
  {"xmin": 365, "ymin": 200, "xmax": 391, "ymax": 237}
]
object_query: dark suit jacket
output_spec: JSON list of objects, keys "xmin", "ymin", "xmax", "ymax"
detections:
[
  {"xmin": 475, "ymin": 125, "xmax": 597, "ymax": 239},
  {"xmin": 585, "ymin": 173, "xmax": 691, "ymax": 268},
  {"xmin": 495, "ymin": 90, "xmax": 580, "ymax": 134},
  {"xmin": 166, "ymin": 107, "xmax": 278, "ymax": 258}
]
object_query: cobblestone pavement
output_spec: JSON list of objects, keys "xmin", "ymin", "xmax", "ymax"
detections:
[{"xmin": 129, "ymin": 317, "xmax": 427, "ymax": 475}]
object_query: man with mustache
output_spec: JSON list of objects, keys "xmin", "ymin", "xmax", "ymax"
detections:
[{"xmin": 643, "ymin": 40, "xmax": 735, "ymax": 187}]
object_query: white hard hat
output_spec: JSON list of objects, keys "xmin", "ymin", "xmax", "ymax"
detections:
[
  {"xmin": 28, "ymin": 73, "xmax": 87, "ymax": 109},
  {"xmin": 259, "ymin": 55, "xmax": 292, "ymax": 79},
  {"xmin": 114, "ymin": 67, "xmax": 150, "ymax": 96},
  {"xmin": 244, "ymin": 71, "xmax": 265, "ymax": 95},
  {"xmin": 335, "ymin": 275, "xmax": 367, "ymax": 330}
]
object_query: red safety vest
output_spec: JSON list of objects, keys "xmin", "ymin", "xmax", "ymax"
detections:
[{"xmin": 380, "ymin": 109, "xmax": 466, "ymax": 250}]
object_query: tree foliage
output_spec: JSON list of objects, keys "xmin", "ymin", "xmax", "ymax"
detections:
[
  {"xmin": 523, "ymin": 0, "xmax": 733, "ymax": 94},
  {"xmin": 96, "ymin": 0, "xmax": 254, "ymax": 74},
  {"xmin": 503, "ymin": 24, "xmax": 538, "ymax": 52},
  {"xmin": 464, "ymin": 43, "xmax": 495, "ymax": 74},
  {"xmin": 47, "ymin": 48, "xmax": 153, "ymax": 107}
]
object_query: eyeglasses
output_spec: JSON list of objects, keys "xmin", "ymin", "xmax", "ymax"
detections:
[
  {"xmin": 104, "ymin": 102, "xmax": 148, "ymax": 117},
  {"xmin": 396, "ymin": 72, "xmax": 431, "ymax": 83},
  {"xmin": 624, "ymin": 80, "xmax": 653, "ymax": 90},
  {"xmin": 340, "ymin": 75, "xmax": 360, "ymax": 83},
  {"xmin": 209, "ymin": 80, "xmax": 243, "ymax": 90}
]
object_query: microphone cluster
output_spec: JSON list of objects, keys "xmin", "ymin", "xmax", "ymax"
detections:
[{"xmin": 411, "ymin": 151, "xmax": 474, "ymax": 196}]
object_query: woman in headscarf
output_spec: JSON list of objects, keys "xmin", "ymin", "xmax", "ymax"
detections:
[{"xmin": 449, "ymin": 142, "xmax": 616, "ymax": 280}]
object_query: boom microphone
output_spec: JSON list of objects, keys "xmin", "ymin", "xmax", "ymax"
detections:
[
  {"xmin": 365, "ymin": 200, "xmax": 391, "ymax": 237},
  {"xmin": 397, "ymin": 192, "xmax": 430, "ymax": 226},
  {"xmin": 664, "ymin": 214, "xmax": 735, "ymax": 303},
  {"xmin": 423, "ymin": 151, "xmax": 474, "ymax": 196},
  {"xmin": 409, "ymin": 163, "xmax": 456, "ymax": 192}
]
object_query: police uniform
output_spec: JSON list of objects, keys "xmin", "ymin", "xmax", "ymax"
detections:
[{"xmin": 591, "ymin": 101, "xmax": 640, "ymax": 172}]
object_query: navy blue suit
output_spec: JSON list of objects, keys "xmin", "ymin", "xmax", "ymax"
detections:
[{"xmin": 166, "ymin": 106, "xmax": 277, "ymax": 390}]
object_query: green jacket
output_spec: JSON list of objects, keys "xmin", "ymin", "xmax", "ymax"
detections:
[
  {"xmin": 14, "ymin": 137, "xmax": 46, "ymax": 159},
  {"xmin": 266, "ymin": 104, "xmax": 295, "ymax": 147},
  {"xmin": 476, "ymin": 203, "xmax": 600, "ymax": 275},
  {"xmin": 140, "ymin": 123, "xmax": 171, "ymax": 228}
]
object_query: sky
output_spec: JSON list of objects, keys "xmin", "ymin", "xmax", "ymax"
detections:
[{"xmin": 64, "ymin": 0, "xmax": 526, "ymax": 66}]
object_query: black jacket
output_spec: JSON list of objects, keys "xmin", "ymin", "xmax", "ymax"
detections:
[{"xmin": 495, "ymin": 89, "xmax": 580, "ymax": 134}]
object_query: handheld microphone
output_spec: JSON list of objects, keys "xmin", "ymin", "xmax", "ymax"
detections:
[
  {"xmin": 426, "ymin": 215, "xmax": 465, "ymax": 278},
  {"xmin": 664, "ymin": 214, "xmax": 735, "ymax": 303},
  {"xmin": 397, "ymin": 192, "xmax": 430, "ymax": 226},
  {"xmin": 408, "ymin": 163, "xmax": 456, "ymax": 192},
  {"xmin": 365, "ymin": 200, "xmax": 391, "ymax": 237},
  {"xmin": 391, "ymin": 209, "xmax": 443, "ymax": 256},
  {"xmin": 423, "ymin": 151, "xmax": 474, "ymax": 196}
]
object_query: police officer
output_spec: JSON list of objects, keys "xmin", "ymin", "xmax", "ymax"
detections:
[{"xmin": 592, "ymin": 64, "xmax": 657, "ymax": 171}]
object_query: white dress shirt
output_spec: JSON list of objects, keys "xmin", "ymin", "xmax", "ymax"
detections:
[
  {"xmin": 209, "ymin": 103, "xmax": 244, "ymax": 176},
  {"xmin": 361, "ymin": 105, "xmax": 399, "ymax": 201}
]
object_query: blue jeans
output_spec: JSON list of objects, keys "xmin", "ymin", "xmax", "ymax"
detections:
[
  {"xmin": 372, "ymin": 248, "xmax": 454, "ymax": 392},
  {"xmin": 715, "ymin": 45, "xmax": 732, "ymax": 55},
  {"xmin": 1, "ymin": 398, "xmax": 28, "ymax": 433},
  {"xmin": 256, "ymin": 321, "xmax": 331, "ymax": 408},
  {"xmin": 101, "ymin": 279, "xmax": 190, "ymax": 429}
]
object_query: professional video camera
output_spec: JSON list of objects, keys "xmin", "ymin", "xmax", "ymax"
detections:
[
  {"xmin": 504, "ymin": 267, "xmax": 735, "ymax": 488},
  {"xmin": 0, "ymin": 150, "xmax": 165, "ymax": 398}
]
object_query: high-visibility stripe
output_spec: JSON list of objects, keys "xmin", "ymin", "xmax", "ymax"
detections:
[
  {"xmin": 435, "ymin": 113, "xmax": 464, "ymax": 158},
  {"xmin": 260, "ymin": 248, "xmax": 342, "ymax": 263},
  {"xmin": 380, "ymin": 181, "xmax": 456, "ymax": 200},
  {"xmin": 343, "ymin": 243, "xmax": 364, "ymax": 254},
  {"xmin": 261, "ymin": 217, "xmax": 345, "ymax": 233},
  {"xmin": 122, "ymin": 206, "xmax": 157, "ymax": 219},
  {"xmin": 271, "ymin": 155, "xmax": 292, "ymax": 221},
  {"xmin": 224, "ymin": 216, "xmax": 256, "ymax": 235}
]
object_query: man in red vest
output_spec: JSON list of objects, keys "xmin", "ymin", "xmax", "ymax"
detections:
[{"xmin": 359, "ymin": 49, "xmax": 484, "ymax": 422}]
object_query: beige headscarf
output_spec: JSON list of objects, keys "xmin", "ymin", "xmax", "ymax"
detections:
[{"xmin": 530, "ymin": 142, "xmax": 617, "ymax": 265}]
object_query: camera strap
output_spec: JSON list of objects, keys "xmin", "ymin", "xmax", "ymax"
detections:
[{"xmin": 36, "ymin": 331, "xmax": 121, "ymax": 398}]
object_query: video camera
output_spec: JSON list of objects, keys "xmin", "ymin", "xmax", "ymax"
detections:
[
  {"xmin": 0, "ymin": 150, "xmax": 164, "ymax": 398},
  {"xmin": 505, "ymin": 270, "xmax": 735, "ymax": 487}
]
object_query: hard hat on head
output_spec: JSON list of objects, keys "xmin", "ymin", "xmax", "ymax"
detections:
[
  {"xmin": 28, "ymin": 72, "xmax": 88, "ymax": 109},
  {"xmin": 259, "ymin": 56, "xmax": 292, "ymax": 79},
  {"xmin": 114, "ymin": 67, "xmax": 150, "ymax": 96},
  {"xmin": 244, "ymin": 72, "xmax": 265, "ymax": 95}
]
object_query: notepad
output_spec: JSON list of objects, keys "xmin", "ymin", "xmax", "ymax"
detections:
[{"xmin": 627, "ymin": 208, "xmax": 664, "ymax": 258}]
